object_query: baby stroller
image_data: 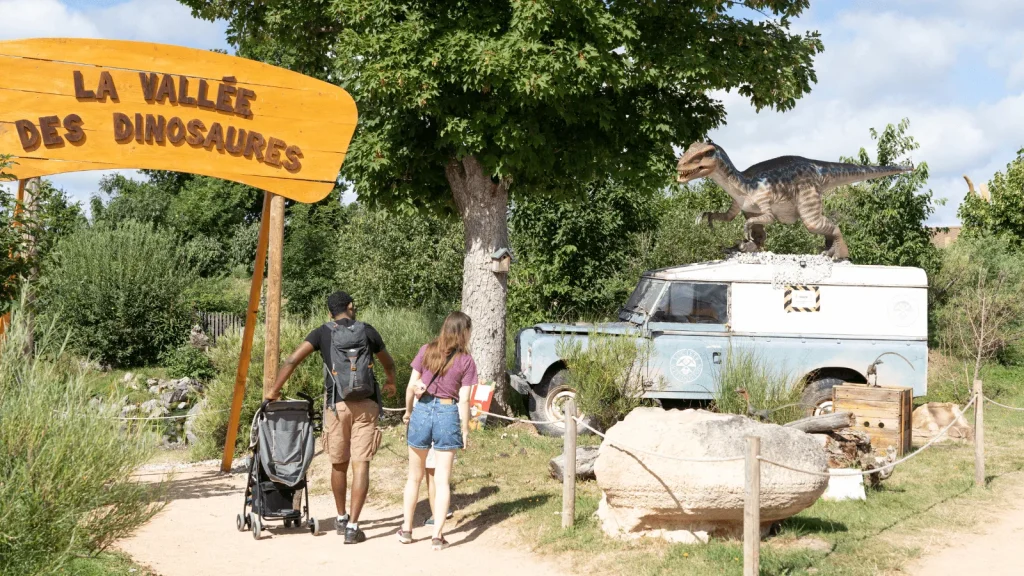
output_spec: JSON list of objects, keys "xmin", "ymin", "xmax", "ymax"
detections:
[{"xmin": 235, "ymin": 393, "xmax": 321, "ymax": 539}]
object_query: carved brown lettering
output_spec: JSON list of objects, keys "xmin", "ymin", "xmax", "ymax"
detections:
[
  {"xmin": 284, "ymin": 145, "xmax": 303, "ymax": 172},
  {"xmin": 243, "ymin": 130, "xmax": 266, "ymax": 161},
  {"xmin": 14, "ymin": 120, "xmax": 40, "ymax": 150},
  {"xmin": 185, "ymin": 119, "xmax": 206, "ymax": 146},
  {"xmin": 167, "ymin": 117, "xmax": 186, "ymax": 144},
  {"xmin": 113, "ymin": 112, "xmax": 133, "ymax": 142},
  {"xmin": 178, "ymin": 76, "xmax": 197, "ymax": 106},
  {"xmin": 145, "ymin": 114, "xmax": 166, "ymax": 144},
  {"xmin": 225, "ymin": 127, "xmax": 246, "ymax": 155},
  {"xmin": 264, "ymin": 137, "xmax": 286, "ymax": 167},
  {"xmin": 134, "ymin": 113, "xmax": 144, "ymax": 142},
  {"xmin": 73, "ymin": 71, "xmax": 96, "ymax": 100},
  {"xmin": 233, "ymin": 88, "xmax": 255, "ymax": 118},
  {"xmin": 155, "ymin": 74, "xmax": 177, "ymax": 103},
  {"xmin": 215, "ymin": 82, "xmax": 236, "ymax": 113},
  {"xmin": 197, "ymin": 79, "xmax": 216, "ymax": 109},
  {"xmin": 63, "ymin": 114, "xmax": 85, "ymax": 144},
  {"xmin": 204, "ymin": 122, "xmax": 225, "ymax": 151},
  {"xmin": 96, "ymin": 71, "xmax": 119, "ymax": 102},
  {"xmin": 39, "ymin": 115, "xmax": 63, "ymax": 147},
  {"xmin": 139, "ymin": 72, "xmax": 158, "ymax": 101}
]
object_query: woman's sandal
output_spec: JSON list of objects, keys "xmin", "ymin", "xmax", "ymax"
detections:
[
  {"xmin": 396, "ymin": 529, "xmax": 413, "ymax": 544},
  {"xmin": 431, "ymin": 536, "xmax": 449, "ymax": 550}
]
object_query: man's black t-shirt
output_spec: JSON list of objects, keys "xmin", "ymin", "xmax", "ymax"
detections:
[{"xmin": 305, "ymin": 318, "xmax": 386, "ymax": 398}]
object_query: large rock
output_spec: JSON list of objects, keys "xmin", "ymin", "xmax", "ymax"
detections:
[
  {"xmin": 184, "ymin": 400, "xmax": 205, "ymax": 445},
  {"xmin": 912, "ymin": 402, "xmax": 973, "ymax": 445},
  {"xmin": 549, "ymin": 446, "xmax": 599, "ymax": 482},
  {"xmin": 594, "ymin": 408, "xmax": 828, "ymax": 543}
]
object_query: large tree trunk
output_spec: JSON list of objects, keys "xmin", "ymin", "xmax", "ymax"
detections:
[{"xmin": 445, "ymin": 155, "xmax": 511, "ymax": 415}]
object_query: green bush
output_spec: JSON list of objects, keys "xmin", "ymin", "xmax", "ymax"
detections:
[
  {"xmin": 37, "ymin": 221, "xmax": 195, "ymax": 367},
  {"xmin": 557, "ymin": 331, "xmax": 651, "ymax": 429},
  {"xmin": 181, "ymin": 234, "xmax": 228, "ymax": 277},
  {"xmin": 191, "ymin": 306, "xmax": 441, "ymax": 459},
  {"xmin": 0, "ymin": 306, "xmax": 159, "ymax": 576},
  {"xmin": 161, "ymin": 343, "xmax": 216, "ymax": 381},
  {"xmin": 183, "ymin": 275, "xmax": 250, "ymax": 316},
  {"xmin": 711, "ymin": 347, "xmax": 803, "ymax": 424}
]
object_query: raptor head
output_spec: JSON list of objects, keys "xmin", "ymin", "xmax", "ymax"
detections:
[{"xmin": 676, "ymin": 141, "xmax": 722, "ymax": 183}]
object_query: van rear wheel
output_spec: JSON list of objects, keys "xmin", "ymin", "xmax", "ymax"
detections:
[
  {"xmin": 802, "ymin": 376, "xmax": 843, "ymax": 416},
  {"xmin": 527, "ymin": 368, "xmax": 595, "ymax": 437}
]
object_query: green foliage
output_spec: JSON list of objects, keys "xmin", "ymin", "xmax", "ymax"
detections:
[
  {"xmin": 227, "ymin": 220, "xmax": 261, "ymax": 273},
  {"xmin": 283, "ymin": 191, "xmax": 345, "ymax": 314},
  {"xmin": 829, "ymin": 119, "xmax": 942, "ymax": 276},
  {"xmin": 557, "ymin": 332, "xmax": 650, "ymax": 429},
  {"xmin": 181, "ymin": 234, "xmax": 229, "ymax": 277},
  {"xmin": 933, "ymin": 235, "xmax": 1024, "ymax": 370},
  {"xmin": 334, "ymin": 203, "xmax": 464, "ymax": 312},
  {"xmin": 711, "ymin": 346, "xmax": 803, "ymax": 424},
  {"xmin": 0, "ymin": 306, "xmax": 159, "ymax": 576},
  {"xmin": 37, "ymin": 221, "xmax": 195, "ymax": 367},
  {"xmin": 508, "ymin": 179, "xmax": 660, "ymax": 327},
  {"xmin": 182, "ymin": 276, "xmax": 250, "ymax": 316},
  {"xmin": 189, "ymin": 0, "xmax": 822, "ymax": 209},
  {"xmin": 959, "ymin": 148, "xmax": 1024, "ymax": 249},
  {"xmin": 192, "ymin": 307, "xmax": 441, "ymax": 459},
  {"xmin": 161, "ymin": 343, "xmax": 216, "ymax": 381}
]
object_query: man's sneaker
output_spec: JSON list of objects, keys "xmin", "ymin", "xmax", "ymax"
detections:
[
  {"xmin": 344, "ymin": 525, "xmax": 366, "ymax": 544},
  {"xmin": 335, "ymin": 514, "xmax": 350, "ymax": 535},
  {"xmin": 423, "ymin": 509, "xmax": 454, "ymax": 526}
]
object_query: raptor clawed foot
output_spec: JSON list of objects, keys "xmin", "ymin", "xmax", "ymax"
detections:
[
  {"xmin": 695, "ymin": 212, "xmax": 713, "ymax": 228},
  {"xmin": 739, "ymin": 240, "xmax": 760, "ymax": 253}
]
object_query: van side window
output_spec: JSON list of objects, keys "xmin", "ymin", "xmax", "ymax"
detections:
[{"xmin": 650, "ymin": 283, "xmax": 728, "ymax": 324}]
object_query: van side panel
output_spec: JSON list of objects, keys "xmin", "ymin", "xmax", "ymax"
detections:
[{"xmin": 730, "ymin": 283, "xmax": 928, "ymax": 340}]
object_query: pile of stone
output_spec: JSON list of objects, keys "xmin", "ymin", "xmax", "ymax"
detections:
[{"xmin": 116, "ymin": 373, "xmax": 207, "ymax": 447}]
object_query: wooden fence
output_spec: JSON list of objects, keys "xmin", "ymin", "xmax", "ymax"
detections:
[{"xmin": 199, "ymin": 311, "xmax": 245, "ymax": 343}]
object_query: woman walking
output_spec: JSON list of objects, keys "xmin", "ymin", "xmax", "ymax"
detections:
[{"xmin": 397, "ymin": 312, "xmax": 476, "ymax": 550}]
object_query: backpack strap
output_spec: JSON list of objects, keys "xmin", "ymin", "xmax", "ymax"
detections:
[{"xmin": 425, "ymin": 349, "xmax": 458, "ymax": 398}]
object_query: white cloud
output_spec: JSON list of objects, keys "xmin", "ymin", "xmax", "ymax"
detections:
[{"xmin": 0, "ymin": 0, "xmax": 101, "ymax": 39}]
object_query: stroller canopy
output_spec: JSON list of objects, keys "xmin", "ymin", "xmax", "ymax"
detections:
[{"xmin": 254, "ymin": 400, "xmax": 315, "ymax": 488}]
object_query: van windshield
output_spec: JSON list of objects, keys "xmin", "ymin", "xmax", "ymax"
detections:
[{"xmin": 619, "ymin": 278, "xmax": 666, "ymax": 320}]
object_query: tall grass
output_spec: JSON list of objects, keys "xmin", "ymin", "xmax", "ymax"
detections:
[
  {"xmin": 0, "ymin": 303, "xmax": 159, "ymax": 576},
  {"xmin": 711, "ymin": 346, "xmax": 804, "ymax": 424},
  {"xmin": 558, "ymin": 331, "xmax": 651, "ymax": 429},
  {"xmin": 191, "ymin": 306, "xmax": 442, "ymax": 460}
]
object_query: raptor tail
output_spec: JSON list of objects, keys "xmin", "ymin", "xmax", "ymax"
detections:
[{"xmin": 824, "ymin": 163, "xmax": 914, "ymax": 188}]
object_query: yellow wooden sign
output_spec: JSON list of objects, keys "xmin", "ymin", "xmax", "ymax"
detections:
[{"xmin": 0, "ymin": 38, "xmax": 358, "ymax": 203}]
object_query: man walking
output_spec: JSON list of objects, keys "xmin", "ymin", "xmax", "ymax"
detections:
[{"xmin": 265, "ymin": 291, "xmax": 396, "ymax": 544}]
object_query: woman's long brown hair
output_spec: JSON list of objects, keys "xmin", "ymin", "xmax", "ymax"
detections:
[{"xmin": 423, "ymin": 311, "xmax": 472, "ymax": 376}]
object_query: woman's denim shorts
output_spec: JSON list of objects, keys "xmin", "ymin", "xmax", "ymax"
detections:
[{"xmin": 408, "ymin": 395, "xmax": 463, "ymax": 451}]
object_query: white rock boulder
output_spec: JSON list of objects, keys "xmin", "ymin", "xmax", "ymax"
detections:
[
  {"xmin": 912, "ymin": 402, "xmax": 973, "ymax": 446},
  {"xmin": 594, "ymin": 408, "xmax": 828, "ymax": 543}
]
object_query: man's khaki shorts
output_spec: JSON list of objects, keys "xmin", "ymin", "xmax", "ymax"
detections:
[{"xmin": 322, "ymin": 398, "xmax": 380, "ymax": 464}]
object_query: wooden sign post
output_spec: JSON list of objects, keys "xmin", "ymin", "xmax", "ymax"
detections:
[{"xmin": 0, "ymin": 38, "xmax": 359, "ymax": 471}]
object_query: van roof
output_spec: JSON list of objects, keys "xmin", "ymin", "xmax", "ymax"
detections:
[{"xmin": 645, "ymin": 255, "xmax": 928, "ymax": 287}]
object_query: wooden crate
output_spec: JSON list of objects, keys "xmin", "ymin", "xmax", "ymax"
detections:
[{"xmin": 833, "ymin": 384, "xmax": 913, "ymax": 456}]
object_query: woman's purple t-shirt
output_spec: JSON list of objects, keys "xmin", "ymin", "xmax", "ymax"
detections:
[{"xmin": 411, "ymin": 344, "xmax": 478, "ymax": 400}]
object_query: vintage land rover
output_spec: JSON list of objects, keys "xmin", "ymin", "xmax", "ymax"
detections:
[{"xmin": 508, "ymin": 255, "xmax": 929, "ymax": 436}]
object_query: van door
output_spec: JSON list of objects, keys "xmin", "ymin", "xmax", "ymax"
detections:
[{"xmin": 646, "ymin": 282, "xmax": 730, "ymax": 399}]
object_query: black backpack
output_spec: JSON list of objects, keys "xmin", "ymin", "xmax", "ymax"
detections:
[{"xmin": 322, "ymin": 321, "xmax": 376, "ymax": 403}]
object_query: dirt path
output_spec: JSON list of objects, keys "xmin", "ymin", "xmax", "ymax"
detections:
[
  {"xmin": 118, "ymin": 464, "xmax": 566, "ymax": 576},
  {"xmin": 907, "ymin": 491, "xmax": 1024, "ymax": 575}
]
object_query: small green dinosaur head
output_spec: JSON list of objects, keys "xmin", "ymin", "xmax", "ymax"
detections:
[{"xmin": 676, "ymin": 141, "xmax": 721, "ymax": 183}]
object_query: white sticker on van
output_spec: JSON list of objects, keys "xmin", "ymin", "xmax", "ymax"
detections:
[{"xmin": 670, "ymin": 349, "xmax": 704, "ymax": 384}]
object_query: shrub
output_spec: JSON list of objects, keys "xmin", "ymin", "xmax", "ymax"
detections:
[
  {"xmin": 557, "ymin": 331, "xmax": 651, "ymax": 429},
  {"xmin": 0, "ymin": 305, "xmax": 159, "ymax": 576},
  {"xmin": 711, "ymin": 347, "xmax": 803, "ymax": 424},
  {"xmin": 183, "ymin": 275, "xmax": 250, "ymax": 316},
  {"xmin": 161, "ymin": 343, "xmax": 216, "ymax": 381},
  {"xmin": 191, "ymin": 306, "xmax": 441, "ymax": 459},
  {"xmin": 181, "ymin": 234, "xmax": 228, "ymax": 277},
  {"xmin": 37, "ymin": 221, "xmax": 195, "ymax": 367}
]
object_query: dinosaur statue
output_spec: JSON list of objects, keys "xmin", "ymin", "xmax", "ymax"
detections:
[{"xmin": 676, "ymin": 142, "xmax": 913, "ymax": 259}]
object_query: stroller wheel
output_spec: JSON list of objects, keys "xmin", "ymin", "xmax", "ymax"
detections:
[
  {"xmin": 310, "ymin": 517, "xmax": 319, "ymax": 535},
  {"xmin": 250, "ymin": 513, "xmax": 262, "ymax": 540},
  {"xmin": 236, "ymin": 513, "xmax": 246, "ymax": 532}
]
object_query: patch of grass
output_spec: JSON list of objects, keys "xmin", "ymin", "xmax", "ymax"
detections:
[
  {"xmin": 68, "ymin": 553, "xmax": 159, "ymax": 576},
  {"xmin": 712, "ymin": 346, "xmax": 804, "ymax": 424}
]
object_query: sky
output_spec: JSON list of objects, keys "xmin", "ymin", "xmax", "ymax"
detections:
[{"xmin": 3, "ymin": 0, "xmax": 1023, "ymax": 226}]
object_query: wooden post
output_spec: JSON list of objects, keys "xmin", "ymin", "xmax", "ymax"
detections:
[
  {"xmin": 562, "ymin": 398, "xmax": 577, "ymax": 529},
  {"xmin": 975, "ymin": 379, "xmax": 985, "ymax": 489},
  {"xmin": 220, "ymin": 192, "xmax": 272, "ymax": 473},
  {"xmin": 744, "ymin": 436, "xmax": 761, "ymax": 576},
  {"xmin": 262, "ymin": 193, "xmax": 286, "ymax": 396}
]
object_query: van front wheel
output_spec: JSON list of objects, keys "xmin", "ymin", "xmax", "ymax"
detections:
[
  {"xmin": 802, "ymin": 376, "xmax": 843, "ymax": 416},
  {"xmin": 527, "ymin": 368, "xmax": 595, "ymax": 437}
]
